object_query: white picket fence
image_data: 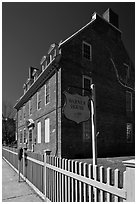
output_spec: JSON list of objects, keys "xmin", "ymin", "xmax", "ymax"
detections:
[{"xmin": 2, "ymin": 147, "xmax": 135, "ymax": 202}]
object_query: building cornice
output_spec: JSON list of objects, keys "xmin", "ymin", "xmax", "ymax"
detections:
[{"xmin": 14, "ymin": 59, "xmax": 57, "ymax": 110}]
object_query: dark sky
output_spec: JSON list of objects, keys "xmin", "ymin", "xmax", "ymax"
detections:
[{"xmin": 2, "ymin": 2, "xmax": 135, "ymax": 106}]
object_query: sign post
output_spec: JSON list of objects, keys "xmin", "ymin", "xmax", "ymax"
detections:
[
  {"xmin": 90, "ymin": 84, "xmax": 97, "ymax": 178},
  {"xmin": 63, "ymin": 84, "xmax": 97, "ymax": 178}
]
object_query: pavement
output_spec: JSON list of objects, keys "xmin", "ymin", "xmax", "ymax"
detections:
[{"xmin": 2, "ymin": 159, "xmax": 44, "ymax": 202}]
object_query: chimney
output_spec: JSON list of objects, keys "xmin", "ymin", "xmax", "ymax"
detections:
[{"xmin": 102, "ymin": 8, "xmax": 119, "ymax": 29}]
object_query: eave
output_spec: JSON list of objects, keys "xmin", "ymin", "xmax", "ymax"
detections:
[{"xmin": 14, "ymin": 59, "xmax": 57, "ymax": 110}]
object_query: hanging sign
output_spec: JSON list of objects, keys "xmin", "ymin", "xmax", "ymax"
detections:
[{"xmin": 63, "ymin": 92, "xmax": 90, "ymax": 124}]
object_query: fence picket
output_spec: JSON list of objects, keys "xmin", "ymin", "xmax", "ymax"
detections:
[
  {"xmin": 68, "ymin": 160, "xmax": 71, "ymax": 202},
  {"xmin": 88, "ymin": 164, "xmax": 93, "ymax": 202},
  {"xmin": 65, "ymin": 159, "xmax": 68, "ymax": 201},
  {"xmin": 83, "ymin": 163, "xmax": 87, "ymax": 202},
  {"xmin": 100, "ymin": 166, "xmax": 104, "ymax": 202},
  {"xmin": 79, "ymin": 162, "xmax": 83, "ymax": 202},
  {"xmin": 59, "ymin": 158, "xmax": 62, "ymax": 202},
  {"xmin": 106, "ymin": 167, "xmax": 112, "ymax": 202},
  {"xmin": 54, "ymin": 157, "xmax": 57, "ymax": 202},
  {"xmin": 75, "ymin": 161, "xmax": 78, "ymax": 202},
  {"xmin": 94, "ymin": 165, "xmax": 98, "ymax": 201},
  {"xmin": 62, "ymin": 159, "xmax": 65, "ymax": 202},
  {"xmin": 71, "ymin": 160, "xmax": 74, "ymax": 202},
  {"xmin": 114, "ymin": 169, "xmax": 120, "ymax": 202}
]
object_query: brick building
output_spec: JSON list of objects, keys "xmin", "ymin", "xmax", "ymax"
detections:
[{"xmin": 14, "ymin": 8, "xmax": 135, "ymax": 158}]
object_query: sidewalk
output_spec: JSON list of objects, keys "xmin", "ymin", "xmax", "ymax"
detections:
[{"xmin": 2, "ymin": 159, "xmax": 44, "ymax": 202}]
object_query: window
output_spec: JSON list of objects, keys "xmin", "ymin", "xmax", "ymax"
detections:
[
  {"xmin": 23, "ymin": 106, "xmax": 26, "ymax": 119},
  {"xmin": 42, "ymin": 64, "xmax": 45, "ymax": 71},
  {"xmin": 82, "ymin": 75, "xmax": 92, "ymax": 141},
  {"xmin": 37, "ymin": 89, "xmax": 41, "ymax": 110},
  {"xmin": 82, "ymin": 41, "xmax": 92, "ymax": 61},
  {"xmin": 45, "ymin": 80, "xmax": 50, "ymax": 105},
  {"xmin": 82, "ymin": 75, "xmax": 92, "ymax": 96},
  {"xmin": 126, "ymin": 91, "xmax": 132, "ymax": 111},
  {"xmin": 45, "ymin": 118, "xmax": 50, "ymax": 143},
  {"xmin": 37, "ymin": 121, "xmax": 41, "ymax": 143},
  {"xmin": 29, "ymin": 99, "xmax": 32, "ymax": 115},
  {"xmin": 20, "ymin": 109, "xmax": 22, "ymax": 122},
  {"xmin": 29, "ymin": 128, "xmax": 32, "ymax": 144},
  {"xmin": 127, "ymin": 123, "xmax": 133, "ymax": 143},
  {"xmin": 24, "ymin": 129, "xmax": 26, "ymax": 143},
  {"xmin": 20, "ymin": 130, "xmax": 23, "ymax": 143}
]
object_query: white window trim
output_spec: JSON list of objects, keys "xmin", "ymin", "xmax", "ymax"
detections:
[
  {"xmin": 82, "ymin": 41, "xmax": 92, "ymax": 61},
  {"xmin": 45, "ymin": 80, "xmax": 50, "ymax": 105},
  {"xmin": 45, "ymin": 118, "xmax": 50, "ymax": 143},
  {"xmin": 37, "ymin": 121, "xmax": 41, "ymax": 144}
]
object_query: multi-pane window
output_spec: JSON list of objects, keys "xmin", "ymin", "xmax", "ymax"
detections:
[
  {"xmin": 23, "ymin": 105, "xmax": 26, "ymax": 119},
  {"xmin": 29, "ymin": 99, "xmax": 32, "ymax": 115},
  {"xmin": 37, "ymin": 121, "xmax": 41, "ymax": 143},
  {"xmin": 20, "ymin": 130, "xmax": 23, "ymax": 143},
  {"xmin": 45, "ymin": 118, "xmax": 50, "ymax": 143},
  {"xmin": 126, "ymin": 91, "xmax": 132, "ymax": 111},
  {"xmin": 20, "ymin": 109, "xmax": 22, "ymax": 122},
  {"xmin": 45, "ymin": 80, "xmax": 50, "ymax": 105},
  {"xmin": 127, "ymin": 123, "xmax": 133, "ymax": 143},
  {"xmin": 82, "ymin": 76, "xmax": 92, "ymax": 141},
  {"xmin": 37, "ymin": 89, "xmax": 41, "ymax": 110},
  {"xmin": 24, "ymin": 129, "xmax": 26, "ymax": 143},
  {"xmin": 82, "ymin": 41, "xmax": 92, "ymax": 61},
  {"xmin": 29, "ymin": 129, "xmax": 32, "ymax": 143}
]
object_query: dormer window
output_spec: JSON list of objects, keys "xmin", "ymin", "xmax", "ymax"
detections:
[{"xmin": 82, "ymin": 41, "xmax": 92, "ymax": 61}]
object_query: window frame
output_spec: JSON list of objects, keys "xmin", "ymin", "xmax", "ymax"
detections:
[
  {"xmin": 23, "ymin": 128, "xmax": 26, "ymax": 144},
  {"xmin": 45, "ymin": 118, "xmax": 50, "ymax": 143},
  {"xmin": 45, "ymin": 80, "xmax": 50, "ymax": 105},
  {"xmin": 20, "ymin": 130, "xmax": 23, "ymax": 144},
  {"xmin": 127, "ymin": 123, "xmax": 133, "ymax": 143},
  {"xmin": 37, "ymin": 89, "xmax": 41, "ymax": 110},
  {"xmin": 29, "ymin": 98, "xmax": 32, "ymax": 115},
  {"xmin": 82, "ymin": 41, "xmax": 92, "ymax": 61},
  {"xmin": 37, "ymin": 121, "xmax": 41, "ymax": 143}
]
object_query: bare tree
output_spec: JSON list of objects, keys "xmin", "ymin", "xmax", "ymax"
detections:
[{"xmin": 2, "ymin": 100, "xmax": 16, "ymax": 145}]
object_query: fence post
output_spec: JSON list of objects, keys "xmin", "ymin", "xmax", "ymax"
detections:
[
  {"xmin": 123, "ymin": 159, "xmax": 135, "ymax": 202},
  {"xmin": 44, "ymin": 149, "xmax": 51, "ymax": 201}
]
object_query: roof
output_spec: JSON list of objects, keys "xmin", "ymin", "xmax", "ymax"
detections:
[{"xmin": 59, "ymin": 12, "xmax": 121, "ymax": 48}]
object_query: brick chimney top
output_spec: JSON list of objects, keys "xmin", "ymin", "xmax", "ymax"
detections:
[{"xmin": 102, "ymin": 8, "xmax": 119, "ymax": 29}]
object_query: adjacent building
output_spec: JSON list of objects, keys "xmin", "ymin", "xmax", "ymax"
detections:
[{"xmin": 14, "ymin": 8, "xmax": 135, "ymax": 158}]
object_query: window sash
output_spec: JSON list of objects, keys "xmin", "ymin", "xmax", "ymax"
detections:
[
  {"xmin": 20, "ymin": 131, "xmax": 23, "ymax": 143},
  {"xmin": 45, "ymin": 81, "xmax": 50, "ymax": 104},
  {"xmin": 82, "ymin": 41, "xmax": 92, "ymax": 61},
  {"xmin": 37, "ymin": 122, "xmax": 41, "ymax": 143},
  {"xmin": 37, "ymin": 90, "xmax": 41, "ymax": 110},
  {"xmin": 45, "ymin": 118, "xmax": 50, "ymax": 143}
]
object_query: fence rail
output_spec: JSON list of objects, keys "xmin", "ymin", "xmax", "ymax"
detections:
[{"xmin": 2, "ymin": 147, "xmax": 135, "ymax": 202}]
